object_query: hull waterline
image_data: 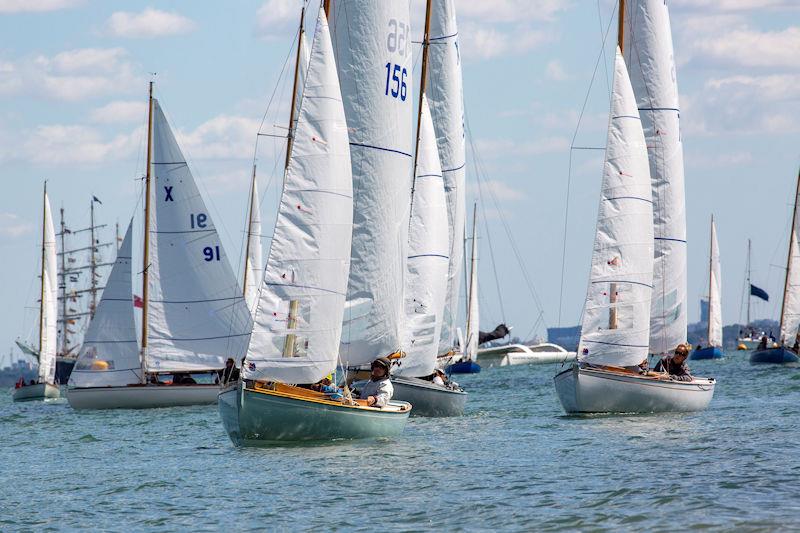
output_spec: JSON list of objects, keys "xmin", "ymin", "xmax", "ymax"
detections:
[
  {"xmin": 12, "ymin": 382, "xmax": 60, "ymax": 402},
  {"xmin": 391, "ymin": 376, "xmax": 466, "ymax": 417},
  {"xmin": 219, "ymin": 382, "xmax": 411, "ymax": 446},
  {"xmin": 67, "ymin": 384, "xmax": 219, "ymax": 410},
  {"xmin": 750, "ymin": 347, "xmax": 800, "ymax": 365},
  {"xmin": 690, "ymin": 346, "xmax": 723, "ymax": 360},
  {"xmin": 554, "ymin": 364, "xmax": 715, "ymax": 414}
]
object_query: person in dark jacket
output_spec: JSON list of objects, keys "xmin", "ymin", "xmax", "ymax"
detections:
[
  {"xmin": 219, "ymin": 358, "xmax": 240, "ymax": 385},
  {"xmin": 653, "ymin": 344, "xmax": 693, "ymax": 381}
]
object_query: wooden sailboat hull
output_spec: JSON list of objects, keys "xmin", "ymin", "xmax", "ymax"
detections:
[
  {"xmin": 477, "ymin": 343, "xmax": 577, "ymax": 367},
  {"xmin": 219, "ymin": 382, "xmax": 411, "ymax": 446},
  {"xmin": 553, "ymin": 364, "xmax": 715, "ymax": 414},
  {"xmin": 390, "ymin": 376, "xmax": 466, "ymax": 417},
  {"xmin": 749, "ymin": 347, "xmax": 800, "ymax": 365},
  {"xmin": 690, "ymin": 346, "xmax": 724, "ymax": 360},
  {"xmin": 66, "ymin": 384, "xmax": 219, "ymax": 410},
  {"xmin": 12, "ymin": 382, "xmax": 60, "ymax": 402}
]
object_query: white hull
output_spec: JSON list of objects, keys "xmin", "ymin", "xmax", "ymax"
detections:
[
  {"xmin": 391, "ymin": 376, "xmax": 466, "ymax": 417},
  {"xmin": 478, "ymin": 343, "xmax": 576, "ymax": 367},
  {"xmin": 554, "ymin": 364, "xmax": 715, "ymax": 414},
  {"xmin": 67, "ymin": 384, "xmax": 219, "ymax": 410},
  {"xmin": 12, "ymin": 382, "xmax": 60, "ymax": 402}
]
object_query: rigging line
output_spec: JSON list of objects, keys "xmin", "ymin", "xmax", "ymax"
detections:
[
  {"xmin": 476, "ymin": 173, "xmax": 506, "ymax": 324},
  {"xmin": 557, "ymin": 0, "xmax": 617, "ymax": 327}
]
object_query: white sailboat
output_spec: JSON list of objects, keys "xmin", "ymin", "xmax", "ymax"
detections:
[
  {"xmin": 242, "ymin": 169, "xmax": 262, "ymax": 315},
  {"xmin": 13, "ymin": 183, "xmax": 60, "ymax": 402},
  {"xmin": 554, "ymin": 47, "xmax": 714, "ymax": 414},
  {"xmin": 220, "ymin": 5, "xmax": 410, "ymax": 446},
  {"xmin": 691, "ymin": 216, "xmax": 723, "ymax": 359}
]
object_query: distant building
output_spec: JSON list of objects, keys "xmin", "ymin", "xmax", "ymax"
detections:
[
  {"xmin": 548, "ymin": 326, "xmax": 581, "ymax": 351},
  {"xmin": 699, "ymin": 298, "xmax": 709, "ymax": 326}
]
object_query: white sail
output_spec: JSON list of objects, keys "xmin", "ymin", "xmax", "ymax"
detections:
[
  {"xmin": 244, "ymin": 173, "xmax": 262, "ymax": 315},
  {"xmin": 399, "ymin": 95, "xmax": 449, "ymax": 378},
  {"xmin": 38, "ymin": 190, "xmax": 58, "ymax": 384},
  {"xmin": 331, "ymin": 0, "xmax": 413, "ymax": 364},
  {"xmin": 781, "ymin": 178, "xmax": 800, "ymax": 344},
  {"xmin": 624, "ymin": 0, "xmax": 687, "ymax": 355},
  {"xmin": 708, "ymin": 218, "xmax": 723, "ymax": 347},
  {"xmin": 293, "ymin": 30, "xmax": 310, "ymax": 128},
  {"xmin": 71, "ymin": 221, "xmax": 141, "ymax": 387},
  {"xmin": 577, "ymin": 49, "xmax": 654, "ymax": 368},
  {"xmin": 146, "ymin": 100, "xmax": 252, "ymax": 372},
  {"xmin": 427, "ymin": 0, "xmax": 466, "ymax": 354},
  {"xmin": 464, "ymin": 207, "xmax": 479, "ymax": 362},
  {"xmin": 244, "ymin": 6, "xmax": 352, "ymax": 385}
]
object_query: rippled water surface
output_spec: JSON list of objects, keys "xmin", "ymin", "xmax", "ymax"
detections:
[{"xmin": 2, "ymin": 354, "xmax": 800, "ymax": 531}]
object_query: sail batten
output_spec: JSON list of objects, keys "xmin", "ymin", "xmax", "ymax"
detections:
[{"xmin": 577, "ymin": 49, "xmax": 654, "ymax": 368}]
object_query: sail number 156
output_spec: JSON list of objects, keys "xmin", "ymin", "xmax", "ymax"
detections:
[{"xmin": 384, "ymin": 63, "xmax": 407, "ymax": 101}]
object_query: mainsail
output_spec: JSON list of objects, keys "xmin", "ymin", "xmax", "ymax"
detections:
[
  {"xmin": 399, "ymin": 95, "xmax": 449, "ymax": 378},
  {"xmin": 244, "ymin": 6, "xmax": 352, "ymax": 385},
  {"xmin": 145, "ymin": 100, "xmax": 252, "ymax": 372},
  {"xmin": 624, "ymin": 0, "xmax": 687, "ymax": 355},
  {"xmin": 780, "ymin": 171, "xmax": 800, "ymax": 344},
  {"xmin": 38, "ymin": 188, "xmax": 58, "ymax": 384},
  {"xmin": 244, "ymin": 173, "xmax": 262, "ymax": 314},
  {"xmin": 71, "ymin": 221, "xmax": 141, "ymax": 387},
  {"xmin": 577, "ymin": 49, "xmax": 654, "ymax": 368},
  {"xmin": 427, "ymin": 0, "xmax": 466, "ymax": 354},
  {"xmin": 331, "ymin": 0, "xmax": 413, "ymax": 364},
  {"xmin": 464, "ymin": 205, "xmax": 479, "ymax": 362},
  {"xmin": 708, "ymin": 218, "xmax": 723, "ymax": 347}
]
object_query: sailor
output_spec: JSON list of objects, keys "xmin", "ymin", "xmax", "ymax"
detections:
[
  {"xmin": 432, "ymin": 368, "xmax": 446, "ymax": 387},
  {"xmin": 219, "ymin": 358, "xmax": 239, "ymax": 385},
  {"xmin": 653, "ymin": 344, "xmax": 693, "ymax": 382},
  {"xmin": 357, "ymin": 357, "xmax": 394, "ymax": 407},
  {"xmin": 758, "ymin": 335, "xmax": 768, "ymax": 350}
]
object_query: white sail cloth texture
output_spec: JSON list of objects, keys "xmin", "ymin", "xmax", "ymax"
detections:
[
  {"xmin": 244, "ymin": 175, "xmax": 263, "ymax": 315},
  {"xmin": 146, "ymin": 100, "xmax": 252, "ymax": 372},
  {"xmin": 708, "ymin": 220, "xmax": 722, "ymax": 347},
  {"xmin": 38, "ymin": 191, "xmax": 58, "ymax": 384},
  {"xmin": 465, "ymin": 211, "xmax": 479, "ymax": 362},
  {"xmin": 623, "ymin": 0, "xmax": 687, "ymax": 355},
  {"xmin": 71, "ymin": 221, "xmax": 141, "ymax": 387},
  {"xmin": 399, "ymin": 95, "xmax": 449, "ymax": 378},
  {"xmin": 578, "ymin": 49, "xmax": 654, "ymax": 368},
  {"xmin": 427, "ymin": 0, "xmax": 466, "ymax": 355},
  {"xmin": 293, "ymin": 30, "xmax": 311, "ymax": 128},
  {"xmin": 781, "ymin": 195, "xmax": 800, "ymax": 344},
  {"xmin": 244, "ymin": 7, "xmax": 353, "ymax": 385},
  {"xmin": 331, "ymin": 0, "xmax": 413, "ymax": 365}
]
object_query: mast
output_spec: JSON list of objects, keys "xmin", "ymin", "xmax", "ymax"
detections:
[
  {"xmin": 89, "ymin": 198, "xmax": 98, "ymax": 316},
  {"xmin": 410, "ymin": 0, "xmax": 433, "ymax": 204},
  {"xmin": 59, "ymin": 207, "xmax": 68, "ymax": 355},
  {"xmin": 140, "ymin": 81, "xmax": 154, "ymax": 382},
  {"xmin": 38, "ymin": 182, "xmax": 47, "ymax": 359},
  {"xmin": 617, "ymin": 0, "xmax": 626, "ymax": 53},
  {"xmin": 323, "ymin": 0, "xmax": 331, "ymax": 17},
  {"xmin": 242, "ymin": 163, "xmax": 257, "ymax": 298},
  {"xmin": 284, "ymin": 6, "xmax": 306, "ymax": 170},
  {"xmin": 707, "ymin": 215, "xmax": 714, "ymax": 344},
  {"xmin": 779, "ymin": 168, "xmax": 800, "ymax": 344},
  {"xmin": 746, "ymin": 238, "xmax": 751, "ymax": 326}
]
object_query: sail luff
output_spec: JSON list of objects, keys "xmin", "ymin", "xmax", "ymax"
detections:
[
  {"xmin": 38, "ymin": 185, "xmax": 58, "ymax": 384},
  {"xmin": 779, "ymin": 168, "xmax": 800, "ymax": 344},
  {"xmin": 140, "ymin": 81, "xmax": 154, "ymax": 382},
  {"xmin": 285, "ymin": 6, "xmax": 307, "ymax": 170},
  {"xmin": 243, "ymin": 167, "xmax": 263, "ymax": 315},
  {"xmin": 708, "ymin": 217, "xmax": 723, "ymax": 347}
]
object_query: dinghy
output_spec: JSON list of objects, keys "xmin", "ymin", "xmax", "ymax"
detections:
[
  {"xmin": 751, "ymin": 168, "xmax": 800, "ymax": 365},
  {"xmin": 692, "ymin": 216, "xmax": 724, "ymax": 360},
  {"xmin": 13, "ymin": 183, "xmax": 60, "ymax": 402},
  {"xmin": 220, "ymin": 6, "xmax": 411, "ymax": 445},
  {"xmin": 68, "ymin": 83, "xmax": 251, "ymax": 409}
]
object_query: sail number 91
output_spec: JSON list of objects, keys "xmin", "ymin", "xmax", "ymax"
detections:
[
  {"xmin": 203, "ymin": 245, "xmax": 220, "ymax": 261},
  {"xmin": 384, "ymin": 63, "xmax": 407, "ymax": 101}
]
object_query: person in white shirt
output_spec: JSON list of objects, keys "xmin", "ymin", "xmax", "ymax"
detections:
[{"xmin": 357, "ymin": 357, "xmax": 394, "ymax": 407}]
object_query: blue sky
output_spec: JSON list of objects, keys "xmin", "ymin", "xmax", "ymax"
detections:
[{"xmin": 1, "ymin": 0, "xmax": 798, "ymax": 355}]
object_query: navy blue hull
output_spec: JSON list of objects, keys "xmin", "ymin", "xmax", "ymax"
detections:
[
  {"xmin": 447, "ymin": 361, "xmax": 481, "ymax": 374},
  {"xmin": 690, "ymin": 347, "xmax": 723, "ymax": 360},
  {"xmin": 750, "ymin": 347, "xmax": 800, "ymax": 364}
]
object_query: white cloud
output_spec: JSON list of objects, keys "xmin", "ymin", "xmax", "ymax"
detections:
[
  {"xmin": 467, "ymin": 179, "xmax": 526, "ymax": 202},
  {"xmin": 104, "ymin": 8, "xmax": 196, "ymax": 38},
  {"xmin": 690, "ymin": 26, "xmax": 800, "ymax": 69},
  {"xmin": 0, "ymin": 213, "xmax": 34, "ymax": 238},
  {"xmin": 458, "ymin": 0, "xmax": 570, "ymax": 23},
  {"xmin": 255, "ymin": 0, "xmax": 300, "ymax": 37},
  {"xmin": 0, "ymin": 0, "xmax": 83, "ymax": 13},
  {"xmin": 19, "ymin": 124, "xmax": 142, "ymax": 165},
  {"xmin": 671, "ymin": 0, "xmax": 798, "ymax": 11},
  {"xmin": 460, "ymin": 22, "xmax": 552, "ymax": 60},
  {"xmin": 476, "ymin": 136, "xmax": 569, "ymax": 157},
  {"xmin": 90, "ymin": 101, "xmax": 147, "ymax": 124},
  {"xmin": 545, "ymin": 60, "xmax": 568, "ymax": 81},
  {"xmin": 178, "ymin": 115, "xmax": 261, "ymax": 160}
]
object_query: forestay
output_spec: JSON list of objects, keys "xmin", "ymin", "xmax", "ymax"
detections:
[
  {"xmin": 244, "ymin": 175, "xmax": 262, "ymax": 315},
  {"xmin": 244, "ymin": 7, "xmax": 353, "ymax": 385},
  {"xmin": 624, "ymin": 0, "xmax": 687, "ymax": 355},
  {"xmin": 331, "ymin": 0, "xmax": 413, "ymax": 365},
  {"xmin": 577, "ymin": 49, "xmax": 654, "ymax": 368},
  {"xmin": 399, "ymin": 95, "xmax": 449, "ymax": 378},
  {"xmin": 71, "ymin": 221, "xmax": 141, "ymax": 387},
  {"xmin": 464, "ymin": 208, "xmax": 479, "ymax": 362},
  {"xmin": 146, "ymin": 100, "xmax": 252, "ymax": 372},
  {"xmin": 708, "ymin": 219, "xmax": 723, "ymax": 347},
  {"xmin": 780, "ymin": 181, "xmax": 800, "ymax": 344},
  {"xmin": 38, "ymin": 190, "xmax": 58, "ymax": 384},
  {"xmin": 427, "ymin": 0, "xmax": 466, "ymax": 354}
]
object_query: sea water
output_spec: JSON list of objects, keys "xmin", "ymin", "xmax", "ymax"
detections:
[{"xmin": 1, "ymin": 355, "xmax": 799, "ymax": 531}]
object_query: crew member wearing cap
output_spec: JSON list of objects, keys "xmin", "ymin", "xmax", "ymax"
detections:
[
  {"xmin": 357, "ymin": 357, "xmax": 394, "ymax": 407},
  {"xmin": 653, "ymin": 344, "xmax": 693, "ymax": 382}
]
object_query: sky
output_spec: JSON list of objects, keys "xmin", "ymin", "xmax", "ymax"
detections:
[{"xmin": 0, "ymin": 0, "xmax": 799, "ymax": 357}]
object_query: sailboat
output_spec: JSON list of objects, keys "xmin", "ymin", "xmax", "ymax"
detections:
[
  {"xmin": 447, "ymin": 205, "xmax": 481, "ymax": 374},
  {"xmin": 736, "ymin": 240, "xmax": 769, "ymax": 350},
  {"xmin": 219, "ymin": 5, "xmax": 411, "ymax": 446},
  {"xmin": 67, "ymin": 83, "xmax": 252, "ymax": 409},
  {"xmin": 750, "ymin": 168, "xmax": 800, "ymax": 364},
  {"xmin": 692, "ymin": 216, "xmax": 723, "ymax": 359},
  {"xmin": 554, "ymin": 4, "xmax": 714, "ymax": 413},
  {"xmin": 13, "ymin": 183, "xmax": 60, "ymax": 402}
]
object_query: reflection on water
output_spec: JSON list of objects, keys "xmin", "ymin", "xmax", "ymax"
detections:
[{"xmin": 1, "ymin": 352, "xmax": 799, "ymax": 530}]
